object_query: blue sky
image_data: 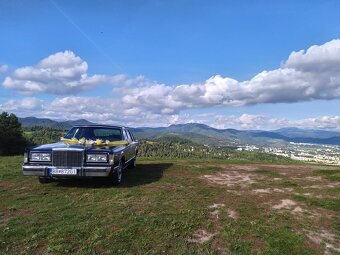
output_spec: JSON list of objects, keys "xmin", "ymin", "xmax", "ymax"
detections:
[{"xmin": 0, "ymin": 0, "xmax": 340, "ymax": 129}]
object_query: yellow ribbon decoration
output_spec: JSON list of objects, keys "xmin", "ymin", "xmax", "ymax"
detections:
[{"xmin": 60, "ymin": 137, "xmax": 129, "ymax": 146}]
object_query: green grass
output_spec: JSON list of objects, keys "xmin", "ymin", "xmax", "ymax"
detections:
[
  {"xmin": 293, "ymin": 194, "xmax": 340, "ymax": 211},
  {"xmin": 255, "ymin": 169, "xmax": 282, "ymax": 177},
  {"xmin": 314, "ymin": 169, "xmax": 340, "ymax": 182},
  {"xmin": 219, "ymin": 200, "xmax": 312, "ymax": 255},
  {"xmin": 279, "ymin": 180, "xmax": 299, "ymax": 187},
  {"xmin": 0, "ymin": 156, "xmax": 338, "ymax": 254}
]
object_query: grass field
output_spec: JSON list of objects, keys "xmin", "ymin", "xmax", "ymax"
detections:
[{"xmin": 0, "ymin": 156, "xmax": 339, "ymax": 254}]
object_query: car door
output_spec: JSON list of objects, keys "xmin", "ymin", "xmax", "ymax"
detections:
[
  {"xmin": 127, "ymin": 129, "xmax": 137, "ymax": 158},
  {"xmin": 122, "ymin": 128, "xmax": 133, "ymax": 162}
]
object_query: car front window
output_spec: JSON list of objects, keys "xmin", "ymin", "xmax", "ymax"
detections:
[{"xmin": 64, "ymin": 127, "xmax": 122, "ymax": 141}]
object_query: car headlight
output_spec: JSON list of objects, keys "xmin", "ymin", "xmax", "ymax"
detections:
[
  {"xmin": 86, "ymin": 154, "xmax": 108, "ymax": 162},
  {"xmin": 30, "ymin": 152, "xmax": 51, "ymax": 161}
]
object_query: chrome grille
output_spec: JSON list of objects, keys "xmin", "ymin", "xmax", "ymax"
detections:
[{"xmin": 52, "ymin": 150, "xmax": 83, "ymax": 167}]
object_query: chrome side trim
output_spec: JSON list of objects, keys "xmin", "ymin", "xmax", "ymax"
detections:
[
  {"xmin": 83, "ymin": 166, "xmax": 111, "ymax": 170},
  {"xmin": 124, "ymin": 156, "xmax": 136, "ymax": 168},
  {"xmin": 23, "ymin": 165, "xmax": 47, "ymax": 169}
]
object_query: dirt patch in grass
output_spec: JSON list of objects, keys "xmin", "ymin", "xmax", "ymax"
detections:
[
  {"xmin": 308, "ymin": 183, "xmax": 340, "ymax": 189},
  {"xmin": 187, "ymin": 229, "xmax": 217, "ymax": 243},
  {"xmin": 208, "ymin": 203, "xmax": 225, "ymax": 220},
  {"xmin": 296, "ymin": 192, "xmax": 338, "ymax": 200},
  {"xmin": 227, "ymin": 208, "xmax": 239, "ymax": 220},
  {"xmin": 209, "ymin": 203, "xmax": 225, "ymax": 209},
  {"xmin": 315, "ymin": 169, "xmax": 340, "ymax": 182},
  {"xmin": 0, "ymin": 207, "xmax": 33, "ymax": 228},
  {"xmin": 305, "ymin": 229, "xmax": 340, "ymax": 254},
  {"xmin": 293, "ymin": 194, "xmax": 340, "ymax": 211},
  {"xmin": 291, "ymin": 206, "xmax": 305, "ymax": 214},
  {"xmin": 253, "ymin": 188, "xmax": 293, "ymax": 194},
  {"xmin": 201, "ymin": 171, "xmax": 261, "ymax": 187},
  {"xmin": 272, "ymin": 199, "xmax": 297, "ymax": 210},
  {"xmin": 292, "ymin": 176, "xmax": 323, "ymax": 181},
  {"xmin": 210, "ymin": 210, "xmax": 220, "ymax": 219},
  {"xmin": 269, "ymin": 199, "xmax": 327, "ymax": 219},
  {"xmin": 0, "ymin": 180, "xmax": 18, "ymax": 190}
]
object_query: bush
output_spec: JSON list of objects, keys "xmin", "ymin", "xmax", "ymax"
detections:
[{"xmin": 0, "ymin": 112, "xmax": 27, "ymax": 156}]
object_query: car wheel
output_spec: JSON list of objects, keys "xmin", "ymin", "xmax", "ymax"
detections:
[
  {"xmin": 112, "ymin": 160, "xmax": 123, "ymax": 185},
  {"xmin": 38, "ymin": 177, "xmax": 53, "ymax": 184}
]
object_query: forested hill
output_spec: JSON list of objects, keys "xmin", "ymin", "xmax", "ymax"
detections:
[
  {"xmin": 19, "ymin": 117, "xmax": 95, "ymax": 130},
  {"xmin": 132, "ymin": 123, "xmax": 340, "ymax": 146},
  {"xmin": 18, "ymin": 117, "xmax": 340, "ymax": 146}
]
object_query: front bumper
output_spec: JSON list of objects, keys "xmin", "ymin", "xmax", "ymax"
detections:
[{"xmin": 22, "ymin": 165, "xmax": 117, "ymax": 177}]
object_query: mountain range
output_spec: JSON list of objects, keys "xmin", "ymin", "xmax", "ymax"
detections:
[
  {"xmin": 19, "ymin": 117, "xmax": 95, "ymax": 130},
  {"xmin": 18, "ymin": 117, "xmax": 340, "ymax": 146}
]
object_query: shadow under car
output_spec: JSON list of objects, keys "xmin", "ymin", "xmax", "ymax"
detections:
[{"xmin": 54, "ymin": 162, "xmax": 173, "ymax": 188}]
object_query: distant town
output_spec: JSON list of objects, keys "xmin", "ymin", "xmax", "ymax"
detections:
[{"xmin": 236, "ymin": 142, "xmax": 340, "ymax": 165}]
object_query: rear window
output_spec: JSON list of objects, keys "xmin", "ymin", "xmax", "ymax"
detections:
[{"xmin": 93, "ymin": 128, "xmax": 122, "ymax": 141}]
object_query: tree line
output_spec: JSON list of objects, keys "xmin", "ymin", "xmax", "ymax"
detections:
[
  {"xmin": 23, "ymin": 126, "xmax": 66, "ymax": 147},
  {"xmin": 137, "ymin": 136, "xmax": 295, "ymax": 163},
  {"xmin": 138, "ymin": 136, "xmax": 230, "ymax": 159},
  {"xmin": 0, "ymin": 112, "xmax": 27, "ymax": 156},
  {"xmin": 0, "ymin": 112, "xmax": 66, "ymax": 156},
  {"xmin": 0, "ymin": 111, "xmax": 297, "ymax": 163}
]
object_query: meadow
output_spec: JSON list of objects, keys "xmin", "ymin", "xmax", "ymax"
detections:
[{"xmin": 0, "ymin": 156, "xmax": 339, "ymax": 254}]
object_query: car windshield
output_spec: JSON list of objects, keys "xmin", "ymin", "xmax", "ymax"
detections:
[{"xmin": 64, "ymin": 127, "xmax": 122, "ymax": 142}]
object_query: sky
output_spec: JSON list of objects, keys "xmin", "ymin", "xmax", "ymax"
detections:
[{"xmin": 0, "ymin": 0, "xmax": 340, "ymax": 130}]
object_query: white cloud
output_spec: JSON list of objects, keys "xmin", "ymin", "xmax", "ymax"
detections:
[
  {"xmin": 1, "ymin": 97, "xmax": 339, "ymax": 130},
  {"xmin": 2, "ymin": 51, "xmax": 125, "ymax": 95},
  {"xmin": 284, "ymin": 39, "xmax": 340, "ymax": 73},
  {"xmin": 210, "ymin": 114, "xmax": 340, "ymax": 131},
  {"xmin": 0, "ymin": 65, "xmax": 8, "ymax": 73},
  {"xmin": 293, "ymin": 116, "xmax": 340, "ymax": 130},
  {"xmin": 122, "ymin": 40, "xmax": 340, "ymax": 115},
  {"xmin": 3, "ymin": 40, "xmax": 340, "ymax": 114},
  {"xmin": 1, "ymin": 40, "xmax": 340, "ymax": 130},
  {"xmin": 0, "ymin": 97, "xmax": 43, "ymax": 113},
  {"xmin": 213, "ymin": 114, "xmax": 266, "ymax": 129}
]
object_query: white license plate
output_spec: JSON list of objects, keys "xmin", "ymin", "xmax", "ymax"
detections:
[{"xmin": 51, "ymin": 168, "xmax": 77, "ymax": 175}]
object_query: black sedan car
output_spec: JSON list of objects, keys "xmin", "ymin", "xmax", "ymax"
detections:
[{"xmin": 22, "ymin": 125, "xmax": 139, "ymax": 185}]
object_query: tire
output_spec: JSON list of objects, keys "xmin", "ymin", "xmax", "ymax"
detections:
[
  {"xmin": 38, "ymin": 177, "xmax": 53, "ymax": 184},
  {"xmin": 112, "ymin": 160, "xmax": 123, "ymax": 185}
]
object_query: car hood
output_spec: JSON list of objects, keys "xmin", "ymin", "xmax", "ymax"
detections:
[{"xmin": 29, "ymin": 142, "xmax": 118, "ymax": 152}]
